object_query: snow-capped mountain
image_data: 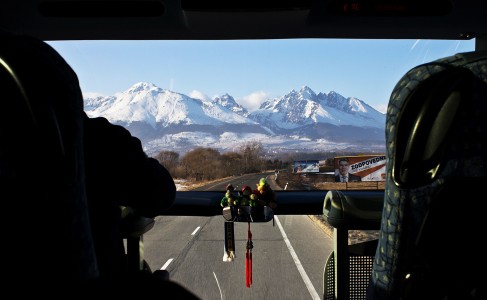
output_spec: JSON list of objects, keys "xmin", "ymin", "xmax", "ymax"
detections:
[
  {"xmin": 84, "ymin": 82, "xmax": 386, "ymax": 156},
  {"xmin": 85, "ymin": 82, "xmax": 255, "ymax": 128},
  {"xmin": 213, "ymin": 93, "xmax": 250, "ymax": 117},
  {"xmin": 250, "ymin": 86, "xmax": 384, "ymax": 130}
]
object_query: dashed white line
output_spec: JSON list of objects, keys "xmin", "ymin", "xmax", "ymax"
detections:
[
  {"xmin": 160, "ymin": 227, "xmax": 199, "ymax": 272},
  {"xmin": 160, "ymin": 258, "xmax": 173, "ymax": 270},
  {"xmin": 192, "ymin": 226, "xmax": 201, "ymax": 235}
]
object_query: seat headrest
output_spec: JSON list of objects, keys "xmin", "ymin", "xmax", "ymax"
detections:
[
  {"xmin": 393, "ymin": 66, "xmax": 475, "ymax": 187},
  {"xmin": 368, "ymin": 50, "xmax": 487, "ymax": 299},
  {"xmin": 389, "ymin": 51, "xmax": 487, "ymax": 187}
]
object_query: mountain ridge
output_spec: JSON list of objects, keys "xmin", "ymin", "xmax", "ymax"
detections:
[{"xmin": 84, "ymin": 82, "xmax": 386, "ymax": 156}]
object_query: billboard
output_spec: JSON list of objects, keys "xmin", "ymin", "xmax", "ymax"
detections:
[
  {"xmin": 293, "ymin": 160, "xmax": 320, "ymax": 173},
  {"xmin": 334, "ymin": 155, "xmax": 386, "ymax": 182}
]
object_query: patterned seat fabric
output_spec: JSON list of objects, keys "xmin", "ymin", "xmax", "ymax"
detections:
[{"xmin": 367, "ymin": 51, "xmax": 487, "ymax": 299}]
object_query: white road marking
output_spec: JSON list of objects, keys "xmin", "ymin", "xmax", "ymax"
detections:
[
  {"xmin": 192, "ymin": 226, "xmax": 201, "ymax": 235},
  {"xmin": 213, "ymin": 271, "xmax": 224, "ymax": 300},
  {"xmin": 160, "ymin": 258, "xmax": 173, "ymax": 270},
  {"xmin": 274, "ymin": 216, "xmax": 321, "ymax": 300},
  {"xmin": 160, "ymin": 227, "xmax": 200, "ymax": 271}
]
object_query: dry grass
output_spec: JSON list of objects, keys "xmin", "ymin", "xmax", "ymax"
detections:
[{"xmin": 309, "ymin": 215, "xmax": 380, "ymax": 245}]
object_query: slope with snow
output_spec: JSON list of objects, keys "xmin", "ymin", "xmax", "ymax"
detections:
[{"xmin": 84, "ymin": 82, "xmax": 386, "ymax": 155}]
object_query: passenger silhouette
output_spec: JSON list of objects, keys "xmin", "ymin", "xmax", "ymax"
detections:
[{"xmin": 83, "ymin": 112, "xmax": 176, "ymax": 278}]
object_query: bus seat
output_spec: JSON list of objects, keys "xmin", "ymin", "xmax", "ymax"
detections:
[
  {"xmin": 367, "ymin": 51, "xmax": 487, "ymax": 299},
  {"xmin": 0, "ymin": 32, "xmax": 99, "ymax": 288},
  {"xmin": 322, "ymin": 190, "xmax": 384, "ymax": 299}
]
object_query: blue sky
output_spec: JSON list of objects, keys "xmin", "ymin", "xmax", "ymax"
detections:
[{"xmin": 49, "ymin": 39, "xmax": 474, "ymax": 113}]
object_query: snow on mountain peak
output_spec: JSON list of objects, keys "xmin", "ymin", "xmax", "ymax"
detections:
[
  {"xmin": 85, "ymin": 83, "xmax": 259, "ymax": 129},
  {"xmin": 348, "ymin": 97, "xmax": 368, "ymax": 113},
  {"xmin": 299, "ymin": 86, "xmax": 316, "ymax": 99},
  {"xmin": 127, "ymin": 82, "xmax": 161, "ymax": 94},
  {"xmin": 84, "ymin": 84, "xmax": 386, "ymax": 155}
]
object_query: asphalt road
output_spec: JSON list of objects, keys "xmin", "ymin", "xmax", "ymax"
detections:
[
  {"xmin": 143, "ymin": 214, "xmax": 334, "ymax": 300},
  {"xmin": 133, "ymin": 172, "xmax": 339, "ymax": 299}
]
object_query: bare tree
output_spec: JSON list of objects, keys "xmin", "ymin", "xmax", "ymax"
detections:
[
  {"xmin": 239, "ymin": 141, "xmax": 264, "ymax": 173},
  {"xmin": 153, "ymin": 150, "xmax": 179, "ymax": 176},
  {"xmin": 220, "ymin": 151, "xmax": 243, "ymax": 176},
  {"xmin": 180, "ymin": 147, "xmax": 222, "ymax": 181}
]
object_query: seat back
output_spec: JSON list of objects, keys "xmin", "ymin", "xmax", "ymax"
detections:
[
  {"xmin": 1, "ymin": 33, "xmax": 202, "ymax": 299},
  {"xmin": 367, "ymin": 51, "xmax": 487, "ymax": 299},
  {"xmin": 322, "ymin": 190, "xmax": 383, "ymax": 299},
  {"xmin": 0, "ymin": 33, "xmax": 98, "ymax": 286}
]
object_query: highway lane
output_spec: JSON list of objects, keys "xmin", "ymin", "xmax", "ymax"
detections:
[
  {"xmin": 140, "ymin": 172, "xmax": 335, "ymax": 299},
  {"xmin": 143, "ymin": 214, "xmax": 333, "ymax": 300}
]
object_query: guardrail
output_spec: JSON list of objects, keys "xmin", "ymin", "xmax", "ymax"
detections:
[{"xmin": 321, "ymin": 181, "xmax": 385, "ymax": 190}]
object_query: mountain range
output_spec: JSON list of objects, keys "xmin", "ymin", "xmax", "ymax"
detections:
[{"xmin": 84, "ymin": 82, "xmax": 386, "ymax": 156}]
